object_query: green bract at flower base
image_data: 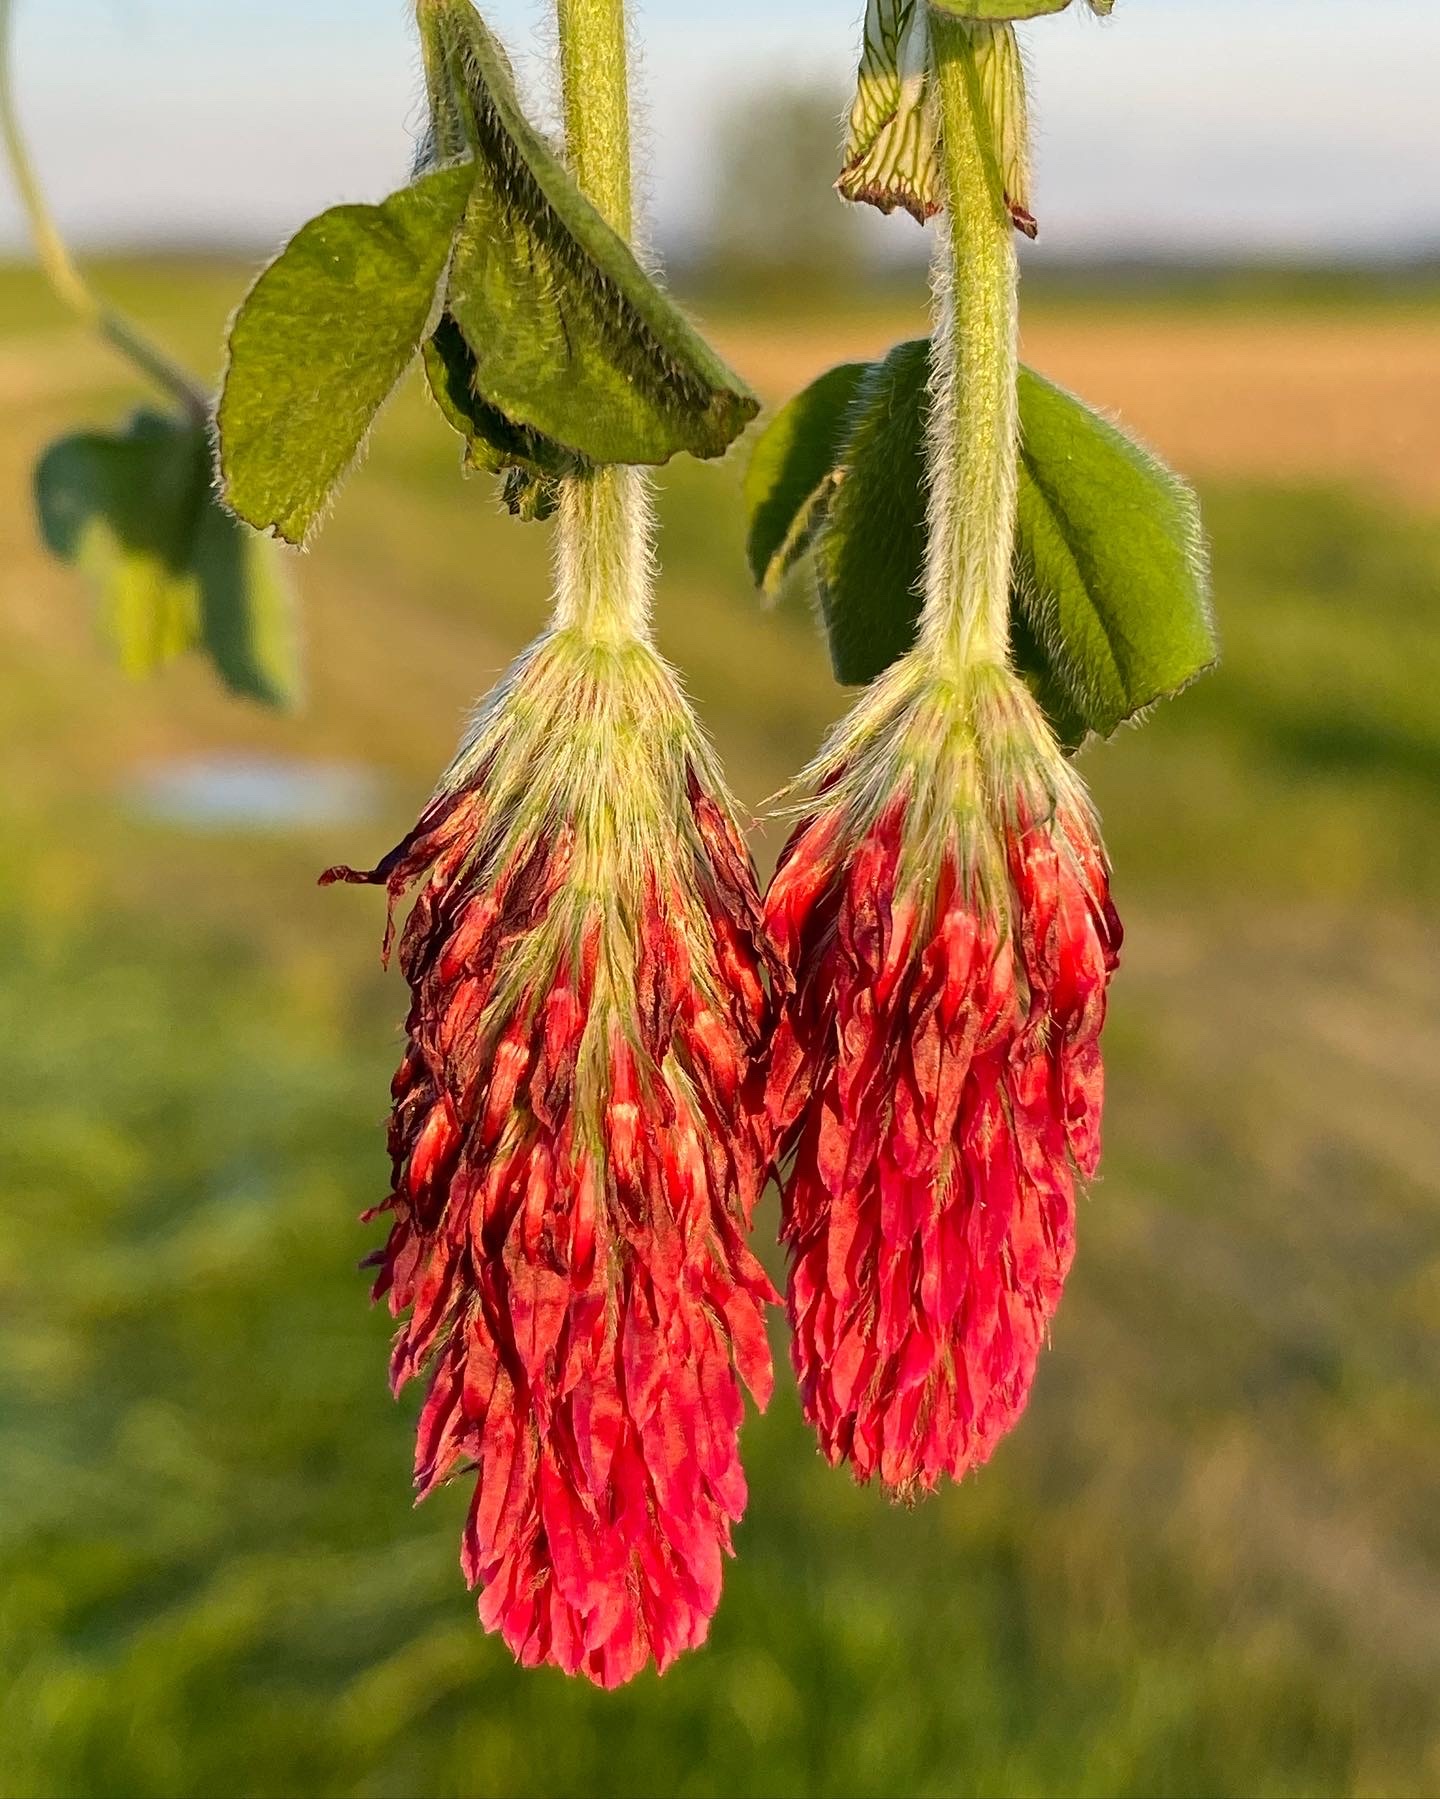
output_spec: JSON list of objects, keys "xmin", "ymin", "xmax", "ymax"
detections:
[
  {"xmin": 840, "ymin": 3, "xmax": 1037, "ymax": 233},
  {"xmin": 929, "ymin": 0, "xmax": 1114, "ymax": 19}
]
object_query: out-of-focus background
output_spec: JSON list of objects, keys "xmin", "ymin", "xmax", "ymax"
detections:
[{"xmin": 2, "ymin": 3, "xmax": 1438, "ymax": 1796}]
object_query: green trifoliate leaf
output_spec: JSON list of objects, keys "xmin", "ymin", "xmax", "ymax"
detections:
[
  {"xmin": 36, "ymin": 408, "xmax": 301, "ymax": 709},
  {"xmin": 840, "ymin": 1, "xmax": 941, "ymax": 223},
  {"xmin": 218, "ymin": 1, "xmax": 756, "ymax": 542},
  {"xmin": 743, "ymin": 344, "xmax": 1215, "ymax": 746},
  {"xmin": 218, "ymin": 162, "xmax": 474, "ymax": 547},
  {"xmin": 423, "ymin": 0, "xmax": 758, "ymax": 466}
]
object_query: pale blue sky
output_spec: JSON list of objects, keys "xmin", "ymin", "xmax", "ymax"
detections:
[{"xmin": 2, "ymin": 0, "xmax": 1438, "ymax": 262}]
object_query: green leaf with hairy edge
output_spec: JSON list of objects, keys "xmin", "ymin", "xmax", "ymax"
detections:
[
  {"xmin": 35, "ymin": 408, "xmax": 301, "ymax": 709},
  {"xmin": 743, "ymin": 343, "xmax": 1215, "ymax": 745},
  {"xmin": 1012, "ymin": 363, "xmax": 1213, "ymax": 738},
  {"xmin": 427, "ymin": 0, "xmax": 759, "ymax": 466},
  {"xmin": 218, "ymin": 161, "xmax": 474, "ymax": 546},
  {"xmin": 421, "ymin": 316, "xmax": 570, "ymax": 521},
  {"xmin": 815, "ymin": 343, "xmax": 932, "ymax": 685},
  {"xmin": 744, "ymin": 360, "xmax": 870, "ymax": 593}
]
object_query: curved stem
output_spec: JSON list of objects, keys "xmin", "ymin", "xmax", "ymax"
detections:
[
  {"xmin": 0, "ymin": 0, "xmax": 209, "ymax": 422},
  {"xmin": 918, "ymin": 15, "xmax": 1020, "ymax": 675},
  {"xmin": 551, "ymin": 0, "xmax": 652, "ymax": 646}
]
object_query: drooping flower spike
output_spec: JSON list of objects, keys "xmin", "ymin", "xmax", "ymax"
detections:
[
  {"xmin": 766, "ymin": 659, "xmax": 1120, "ymax": 1495},
  {"xmin": 324, "ymin": 580, "xmax": 782, "ymax": 1685},
  {"xmin": 766, "ymin": 15, "xmax": 1122, "ymax": 1498},
  {"xmin": 313, "ymin": 0, "xmax": 782, "ymax": 1684}
]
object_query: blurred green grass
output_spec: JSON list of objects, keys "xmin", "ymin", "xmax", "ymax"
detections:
[{"xmin": 1, "ymin": 261, "xmax": 1438, "ymax": 1799}]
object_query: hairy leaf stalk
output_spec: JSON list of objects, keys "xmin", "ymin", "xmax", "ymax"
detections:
[
  {"xmin": 553, "ymin": 0, "xmax": 652, "ymax": 645},
  {"xmin": 0, "ymin": 0, "xmax": 208, "ymax": 421},
  {"xmin": 919, "ymin": 16, "xmax": 1021, "ymax": 675}
]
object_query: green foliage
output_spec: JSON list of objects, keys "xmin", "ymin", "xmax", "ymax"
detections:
[
  {"xmin": 420, "ymin": 319, "xmax": 570, "ymax": 522},
  {"xmin": 218, "ymin": 164, "xmax": 474, "ymax": 548},
  {"xmin": 1014, "ymin": 364, "xmax": 1215, "ymax": 741},
  {"xmin": 426, "ymin": 0, "xmax": 759, "ymax": 468},
  {"xmin": 744, "ymin": 340, "xmax": 1216, "ymax": 745},
  {"xmin": 35, "ymin": 408, "xmax": 301, "ymax": 708},
  {"xmin": 742, "ymin": 361, "xmax": 866, "ymax": 590},
  {"xmin": 218, "ymin": 0, "xmax": 757, "ymax": 544},
  {"xmin": 805, "ymin": 345, "xmax": 933, "ymax": 695}
]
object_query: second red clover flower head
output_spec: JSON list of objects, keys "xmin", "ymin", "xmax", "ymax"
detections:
[{"xmin": 766, "ymin": 656, "xmax": 1121, "ymax": 1496}]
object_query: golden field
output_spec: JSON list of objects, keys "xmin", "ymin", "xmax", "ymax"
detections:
[{"xmin": 1, "ymin": 259, "xmax": 1438, "ymax": 1799}]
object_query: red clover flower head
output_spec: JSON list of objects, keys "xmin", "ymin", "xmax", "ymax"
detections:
[
  {"xmin": 325, "ymin": 624, "xmax": 782, "ymax": 1686},
  {"xmin": 765, "ymin": 655, "xmax": 1121, "ymax": 1496}
]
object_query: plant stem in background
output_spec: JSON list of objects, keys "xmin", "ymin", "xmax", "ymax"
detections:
[
  {"xmin": 0, "ymin": 0, "xmax": 209, "ymax": 422},
  {"xmin": 918, "ymin": 15, "xmax": 1021, "ymax": 675},
  {"xmin": 551, "ymin": 0, "xmax": 652, "ymax": 646}
]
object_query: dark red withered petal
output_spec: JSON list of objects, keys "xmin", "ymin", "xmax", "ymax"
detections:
[{"xmin": 333, "ymin": 737, "xmax": 781, "ymax": 1686}]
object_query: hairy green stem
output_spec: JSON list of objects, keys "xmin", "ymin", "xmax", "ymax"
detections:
[
  {"xmin": 918, "ymin": 15, "xmax": 1020, "ymax": 674},
  {"xmin": 555, "ymin": 0, "xmax": 632, "ymax": 242},
  {"xmin": 551, "ymin": 0, "xmax": 652, "ymax": 646},
  {"xmin": 0, "ymin": 0, "xmax": 209, "ymax": 422}
]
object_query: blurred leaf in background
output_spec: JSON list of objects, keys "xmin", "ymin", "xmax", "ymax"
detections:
[
  {"xmin": 1, "ymin": 0, "xmax": 303, "ymax": 716},
  {"xmin": 35, "ymin": 408, "xmax": 301, "ymax": 710}
]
